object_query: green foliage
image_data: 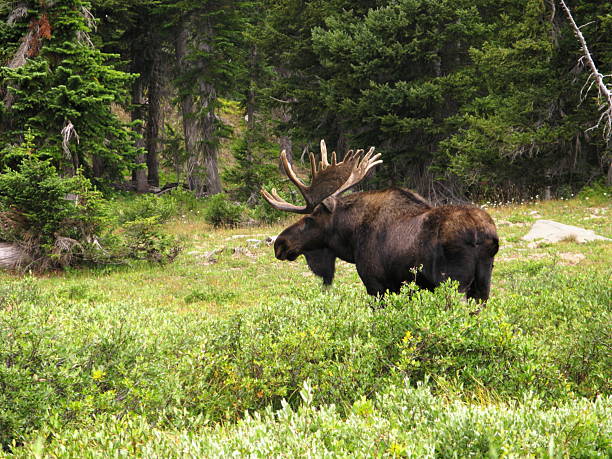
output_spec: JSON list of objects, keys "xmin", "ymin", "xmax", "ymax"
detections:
[
  {"xmin": 576, "ymin": 180, "xmax": 611, "ymax": 201},
  {"xmin": 223, "ymin": 136, "xmax": 280, "ymax": 204},
  {"xmin": 114, "ymin": 194, "xmax": 179, "ymax": 225},
  {"xmin": 121, "ymin": 216, "xmax": 182, "ymax": 263},
  {"xmin": 184, "ymin": 287, "xmax": 237, "ymax": 305},
  {"xmin": 0, "ymin": 267, "xmax": 610, "ymax": 453},
  {"xmin": 254, "ymin": 0, "xmax": 611, "ymax": 199},
  {"xmin": 203, "ymin": 194, "xmax": 245, "ymax": 228},
  {"xmin": 6, "ymin": 384, "xmax": 610, "ymax": 457},
  {"xmin": 0, "ymin": 0, "xmax": 137, "ymax": 182},
  {"xmin": 0, "ymin": 156, "xmax": 107, "ymax": 267},
  {"xmin": 159, "ymin": 124, "xmax": 189, "ymax": 183},
  {"xmin": 0, "ymin": 142, "xmax": 181, "ymax": 269}
]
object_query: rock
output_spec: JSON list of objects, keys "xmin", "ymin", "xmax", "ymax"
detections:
[
  {"xmin": 226, "ymin": 235, "xmax": 250, "ymax": 241},
  {"xmin": 199, "ymin": 247, "xmax": 225, "ymax": 264},
  {"xmin": 558, "ymin": 252, "xmax": 585, "ymax": 265},
  {"xmin": 245, "ymin": 238, "xmax": 262, "ymax": 248},
  {"xmin": 233, "ymin": 247, "xmax": 255, "ymax": 258},
  {"xmin": 522, "ymin": 220, "xmax": 610, "ymax": 244},
  {"xmin": 265, "ymin": 236, "xmax": 277, "ymax": 245}
]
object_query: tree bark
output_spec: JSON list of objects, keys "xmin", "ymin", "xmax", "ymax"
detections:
[
  {"xmin": 174, "ymin": 18, "xmax": 222, "ymax": 196},
  {"xmin": 175, "ymin": 21, "xmax": 202, "ymax": 194},
  {"xmin": 131, "ymin": 57, "xmax": 148, "ymax": 193},
  {"xmin": 274, "ymin": 105, "xmax": 293, "ymax": 167},
  {"xmin": 245, "ymin": 44, "xmax": 257, "ymax": 162},
  {"xmin": 146, "ymin": 44, "xmax": 163, "ymax": 187}
]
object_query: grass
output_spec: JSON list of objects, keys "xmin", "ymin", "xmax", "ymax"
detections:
[{"xmin": 0, "ymin": 193, "xmax": 610, "ymax": 456}]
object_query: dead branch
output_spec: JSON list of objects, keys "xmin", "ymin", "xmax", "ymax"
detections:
[
  {"xmin": 61, "ymin": 120, "xmax": 80, "ymax": 173},
  {"xmin": 558, "ymin": 0, "xmax": 612, "ymax": 141},
  {"xmin": 7, "ymin": 3, "xmax": 28, "ymax": 25}
]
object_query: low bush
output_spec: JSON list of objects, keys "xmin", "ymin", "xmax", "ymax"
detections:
[
  {"xmin": 113, "ymin": 194, "xmax": 179, "ymax": 225},
  {"xmin": 203, "ymin": 194, "xmax": 244, "ymax": 227},
  {"xmin": 2, "ymin": 267, "xmax": 609, "ymax": 450},
  {"xmin": 9, "ymin": 382, "xmax": 610, "ymax": 457},
  {"xmin": 120, "ymin": 216, "xmax": 182, "ymax": 263},
  {"xmin": 0, "ymin": 153, "xmax": 182, "ymax": 271},
  {"xmin": 0, "ymin": 158, "xmax": 108, "ymax": 269}
]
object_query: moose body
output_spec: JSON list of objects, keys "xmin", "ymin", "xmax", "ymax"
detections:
[
  {"xmin": 262, "ymin": 141, "xmax": 498, "ymax": 300},
  {"xmin": 275, "ymin": 188, "xmax": 498, "ymax": 300}
]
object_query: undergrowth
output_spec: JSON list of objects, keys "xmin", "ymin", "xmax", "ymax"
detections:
[{"xmin": 0, "ymin": 261, "xmax": 610, "ymax": 455}]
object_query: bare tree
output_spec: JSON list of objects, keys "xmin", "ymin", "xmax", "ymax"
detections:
[{"xmin": 558, "ymin": 0, "xmax": 612, "ymax": 183}]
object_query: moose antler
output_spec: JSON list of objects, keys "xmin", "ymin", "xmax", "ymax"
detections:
[{"xmin": 261, "ymin": 140, "xmax": 382, "ymax": 214}]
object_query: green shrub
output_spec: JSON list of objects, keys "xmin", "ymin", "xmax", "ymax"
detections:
[
  {"xmin": 121, "ymin": 216, "xmax": 182, "ymax": 263},
  {"xmin": 9, "ymin": 383, "xmax": 611, "ymax": 457},
  {"xmin": 203, "ymin": 194, "xmax": 244, "ymax": 227},
  {"xmin": 0, "ymin": 147, "xmax": 182, "ymax": 270},
  {"xmin": 249, "ymin": 181, "xmax": 296, "ymax": 224},
  {"xmin": 222, "ymin": 136, "xmax": 281, "ymax": 204},
  {"xmin": 0, "ymin": 157, "xmax": 108, "ymax": 269},
  {"xmin": 576, "ymin": 179, "xmax": 610, "ymax": 202},
  {"xmin": 184, "ymin": 287, "xmax": 236, "ymax": 305},
  {"xmin": 0, "ymin": 268, "xmax": 609, "ymax": 451},
  {"xmin": 114, "ymin": 194, "xmax": 179, "ymax": 224}
]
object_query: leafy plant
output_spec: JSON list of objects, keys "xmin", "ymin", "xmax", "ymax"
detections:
[
  {"xmin": 0, "ymin": 157, "xmax": 108, "ymax": 269},
  {"xmin": 203, "ymin": 193, "xmax": 244, "ymax": 227},
  {"xmin": 121, "ymin": 216, "xmax": 182, "ymax": 263}
]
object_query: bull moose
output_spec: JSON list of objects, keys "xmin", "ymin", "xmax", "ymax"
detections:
[{"xmin": 261, "ymin": 141, "xmax": 499, "ymax": 301}]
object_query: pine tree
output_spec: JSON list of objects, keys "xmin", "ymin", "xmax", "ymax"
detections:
[
  {"xmin": 170, "ymin": 0, "xmax": 249, "ymax": 195},
  {"xmin": 0, "ymin": 0, "xmax": 137, "ymax": 182}
]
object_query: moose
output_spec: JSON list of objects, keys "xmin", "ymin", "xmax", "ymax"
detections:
[{"xmin": 261, "ymin": 141, "xmax": 499, "ymax": 301}]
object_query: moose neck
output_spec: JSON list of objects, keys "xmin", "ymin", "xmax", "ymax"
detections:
[{"xmin": 320, "ymin": 195, "xmax": 365, "ymax": 264}]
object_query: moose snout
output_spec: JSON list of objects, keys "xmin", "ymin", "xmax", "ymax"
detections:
[{"xmin": 274, "ymin": 237, "xmax": 299, "ymax": 261}]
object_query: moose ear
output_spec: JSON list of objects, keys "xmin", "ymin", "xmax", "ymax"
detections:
[{"xmin": 321, "ymin": 196, "xmax": 337, "ymax": 213}]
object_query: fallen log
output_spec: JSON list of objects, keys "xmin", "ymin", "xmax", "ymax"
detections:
[{"xmin": 0, "ymin": 242, "xmax": 31, "ymax": 270}]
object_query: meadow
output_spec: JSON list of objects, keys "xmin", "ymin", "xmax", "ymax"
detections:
[{"xmin": 0, "ymin": 191, "xmax": 610, "ymax": 457}]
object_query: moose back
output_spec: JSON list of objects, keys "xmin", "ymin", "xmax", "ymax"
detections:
[{"xmin": 262, "ymin": 141, "xmax": 499, "ymax": 300}]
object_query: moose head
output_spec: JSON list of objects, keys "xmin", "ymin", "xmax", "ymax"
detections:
[{"xmin": 261, "ymin": 140, "xmax": 381, "ymax": 265}]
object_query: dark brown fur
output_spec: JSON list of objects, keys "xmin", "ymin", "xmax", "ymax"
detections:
[{"xmin": 274, "ymin": 188, "xmax": 499, "ymax": 300}]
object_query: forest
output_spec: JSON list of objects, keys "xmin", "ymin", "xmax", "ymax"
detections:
[
  {"xmin": 1, "ymin": 0, "xmax": 611, "ymax": 202},
  {"xmin": 0, "ymin": 0, "xmax": 611, "ymax": 456}
]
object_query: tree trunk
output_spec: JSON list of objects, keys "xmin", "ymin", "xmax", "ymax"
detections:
[
  {"xmin": 175, "ymin": 18, "xmax": 222, "ymax": 196},
  {"xmin": 274, "ymin": 105, "xmax": 293, "ymax": 167},
  {"xmin": 176, "ymin": 22, "xmax": 202, "ymax": 194},
  {"xmin": 92, "ymin": 154, "xmax": 104, "ymax": 179},
  {"xmin": 199, "ymin": 76, "xmax": 222, "ymax": 195},
  {"xmin": 146, "ymin": 45, "xmax": 162, "ymax": 188},
  {"xmin": 131, "ymin": 63, "xmax": 148, "ymax": 193},
  {"xmin": 245, "ymin": 44, "xmax": 257, "ymax": 162}
]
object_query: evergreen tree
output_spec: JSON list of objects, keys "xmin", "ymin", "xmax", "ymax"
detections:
[
  {"xmin": 443, "ymin": 0, "xmax": 611, "ymax": 198},
  {"xmin": 170, "ymin": 0, "xmax": 249, "ymax": 195},
  {"xmin": 0, "ymin": 0, "xmax": 137, "ymax": 182}
]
